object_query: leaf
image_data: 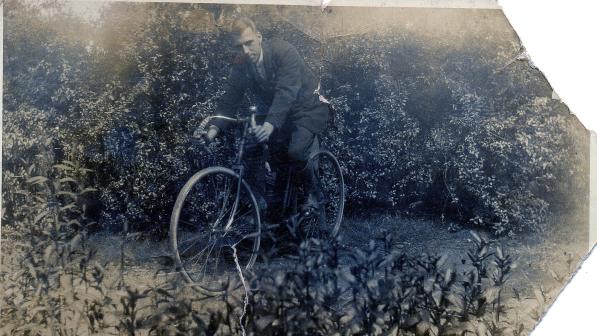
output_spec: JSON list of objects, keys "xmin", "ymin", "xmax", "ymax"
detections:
[
  {"xmin": 67, "ymin": 219, "xmax": 81, "ymax": 227},
  {"xmin": 58, "ymin": 177, "xmax": 77, "ymax": 184},
  {"xmin": 549, "ymin": 268, "xmax": 560, "ymax": 280},
  {"xmin": 43, "ymin": 245, "xmax": 56, "ymax": 264},
  {"xmin": 367, "ymin": 279, "xmax": 379, "ymax": 290},
  {"xmin": 338, "ymin": 267, "xmax": 356, "ymax": 283},
  {"xmin": 80, "ymin": 187, "xmax": 98, "ymax": 194},
  {"xmin": 416, "ymin": 321, "xmax": 438, "ymax": 336},
  {"xmin": 444, "ymin": 267, "xmax": 453, "ymax": 284},
  {"xmin": 340, "ymin": 308, "xmax": 356, "ymax": 324},
  {"xmin": 470, "ymin": 231, "xmax": 482, "ymax": 244},
  {"xmin": 26, "ymin": 263, "xmax": 37, "ymax": 278},
  {"xmin": 56, "ymin": 191, "xmax": 77, "ymax": 199},
  {"xmin": 423, "ymin": 277, "xmax": 435, "ymax": 294},
  {"xmin": 93, "ymin": 262, "xmax": 106, "ymax": 275},
  {"xmin": 33, "ymin": 210, "xmax": 49, "ymax": 224},
  {"xmin": 483, "ymin": 286, "xmax": 501, "ymax": 304},
  {"xmin": 53, "ymin": 164, "xmax": 74, "ymax": 171},
  {"xmin": 384, "ymin": 325, "xmax": 399, "ymax": 336},
  {"xmin": 255, "ymin": 315, "xmax": 276, "ymax": 331},
  {"xmin": 70, "ymin": 233, "xmax": 83, "ymax": 251},
  {"xmin": 274, "ymin": 272, "xmax": 285, "ymax": 287},
  {"xmin": 533, "ymin": 287, "xmax": 545, "ymax": 303},
  {"xmin": 446, "ymin": 293, "xmax": 464, "ymax": 310},
  {"xmin": 496, "ymin": 245, "xmax": 504, "ymax": 259},
  {"xmin": 26, "ymin": 176, "xmax": 48, "ymax": 185},
  {"xmin": 436, "ymin": 254, "xmax": 448, "ymax": 268},
  {"xmin": 14, "ymin": 190, "xmax": 29, "ymax": 196},
  {"xmin": 443, "ymin": 325, "xmax": 471, "ymax": 336},
  {"xmin": 474, "ymin": 320, "xmax": 491, "ymax": 336},
  {"xmin": 432, "ymin": 289, "xmax": 443, "ymax": 307},
  {"xmin": 60, "ymin": 204, "xmax": 77, "ymax": 212},
  {"xmin": 479, "ymin": 246, "xmax": 489, "ymax": 258}
]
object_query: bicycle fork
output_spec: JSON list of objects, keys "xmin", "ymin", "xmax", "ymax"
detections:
[{"xmin": 224, "ymin": 115, "xmax": 254, "ymax": 232}]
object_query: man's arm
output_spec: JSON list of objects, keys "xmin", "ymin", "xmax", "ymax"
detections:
[{"xmin": 264, "ymin": 41, "xmax": 303, "ymax": 131}]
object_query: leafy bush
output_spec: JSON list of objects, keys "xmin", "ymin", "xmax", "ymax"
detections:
[
  {"xmin": 0, "ymin": 160, "xmax": 99, "ymax": 334},
  {"xmin": 2, "ymin": 1, "xmax": 588, "ymax": 236},
  {"xmin": 242, "ymin": 231, "xmax": 519, "ymax": 335},
  {"xmin": 322, "ymin": 32, "xmax": 587, "ymax": 234}
]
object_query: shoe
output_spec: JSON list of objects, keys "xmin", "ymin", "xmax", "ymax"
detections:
[{"xmin": 297, "ymin": 162, "xmax": 324, "ymax": 215}]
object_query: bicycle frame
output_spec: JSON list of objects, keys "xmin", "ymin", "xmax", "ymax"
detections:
[
  {"xmin": 210, "ymin": 115, "xmax": 254, "ymax": 231},
  {"xmin": 201, "ymin": 113, "xmax": 301, "ymax": 224}
]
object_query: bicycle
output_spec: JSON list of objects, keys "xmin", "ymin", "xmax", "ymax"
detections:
[{"xmin": 169, "ymin": 111, "xmax": 345, "ymax": 293}]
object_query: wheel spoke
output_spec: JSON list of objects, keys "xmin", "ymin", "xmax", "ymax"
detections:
[
  {"xmin": 178, "ymin": 232, "xmax": 204, "ymax": 250},
  {"xmin": 215, "ymin": 177, "xmax": 233, "ymax": 223},
  {"xmin": 185, "ymin": 235, "xmax": 213, "ymax": 264},
  {"xmin": 197, "ymin": 239, "xmax": 218, "ymax": 281},
  {"xmin": 213, "ymin": 242, "xmax": 224, "ymax": 278}
]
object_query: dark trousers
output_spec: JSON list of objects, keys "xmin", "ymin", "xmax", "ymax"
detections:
[
  {"xmin": 269, "ymin": 123, "xmax": 317, "ymax": 167},
  {"xmin": 244, "ymin": 122, "xmax": 318, "ymax": 210}
]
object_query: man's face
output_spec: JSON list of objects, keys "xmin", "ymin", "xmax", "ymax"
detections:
[{"xmin": 233, "ymin": 27, "xmax": 262, "ymax": 64}]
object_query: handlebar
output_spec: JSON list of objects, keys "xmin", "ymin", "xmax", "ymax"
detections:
[
  {"xmin": 194, "ymin": 107, "xmax": 259, "ymax": 158},
  {"xmin": 198, "ymin": 115, "xmax": 251, "ymax": 130},
  {"xmin": 198, "ymin": 106, "xmax": 258, "ymax": 131},
  {"xmin": 194, "ymin": 112, "xmax": 258, "ymax": 144},
  {"xmin": 195, "ymin": 109, "xmax": 267, "ymax": 166}
]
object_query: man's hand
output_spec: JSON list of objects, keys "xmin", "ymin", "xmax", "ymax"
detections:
[
  {"xmin": 252, "ymin": 122, "xmax": 274, "ymax": 143},
  {"xmin": 193, "ymin": 125, "xmax": 219, "ymax": 144}
]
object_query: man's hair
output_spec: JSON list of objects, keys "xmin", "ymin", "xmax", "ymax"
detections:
[{"xmin": 230, "ymin": 17, "xmax": 258, "ymax": 36}]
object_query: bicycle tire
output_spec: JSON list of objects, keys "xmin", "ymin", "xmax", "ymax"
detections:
[
  {"xmin": 170, "ymin": 166, "xmax": 261, "ymax": 293},
  {"xmin": 301, "ymin": 150, "xmax": 345, "ymax": 240}
]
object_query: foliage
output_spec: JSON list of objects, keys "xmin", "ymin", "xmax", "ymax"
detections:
[
  {"xmin": 2, "ymin": 186, "xmax": 524, "ymax": 336},
  {"xmin": 322, "ymin": 34, "xmax": 587, "ymax": 234},
  {"xmin": 2, "ymin": 2, "xmax": 588, "ymax": 236},
  {"xmin": 240, "ymin": 231, "xmax": 521, "ymax": 336},
  {"xmin": 0, "ymin": 160, "xmax": 100, "ymax": 335}
]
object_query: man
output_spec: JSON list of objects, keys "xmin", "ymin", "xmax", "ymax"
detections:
[{"xmin": 196, "ymin": 17, "xmax": 330, "ymax": 213}]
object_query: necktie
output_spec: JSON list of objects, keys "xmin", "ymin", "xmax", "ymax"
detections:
[{"xmin": 254, "ymin": 62, "xmax": 266, "ymax": 83}]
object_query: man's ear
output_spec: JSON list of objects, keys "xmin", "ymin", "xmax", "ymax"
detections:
[{"xmin": 256, "ymin": 31, "xmax": 262, "ymax": 42}]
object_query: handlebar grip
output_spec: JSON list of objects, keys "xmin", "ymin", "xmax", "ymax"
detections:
[{"xmin": 198, "ymin": 117, "xmax": 211, "ymax": 130}]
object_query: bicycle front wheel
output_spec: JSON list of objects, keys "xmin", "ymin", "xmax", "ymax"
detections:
[{"xmin": 170, "ymin": 166, "xmax": 261, "ymax": 293}]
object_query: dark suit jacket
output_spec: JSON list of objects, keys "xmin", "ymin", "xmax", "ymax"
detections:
[{"xmin": 211, "ymin": 38, "xmax": 329, "ymax": 135}]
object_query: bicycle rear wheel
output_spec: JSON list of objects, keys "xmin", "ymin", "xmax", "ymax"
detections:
[
  {"xmin": 170, "ymin": 166, "xmax": 261, "ymax": 293},
  {"xmin": 300, "ymin": 150, "xmax": 345, "ymax": 240}
]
